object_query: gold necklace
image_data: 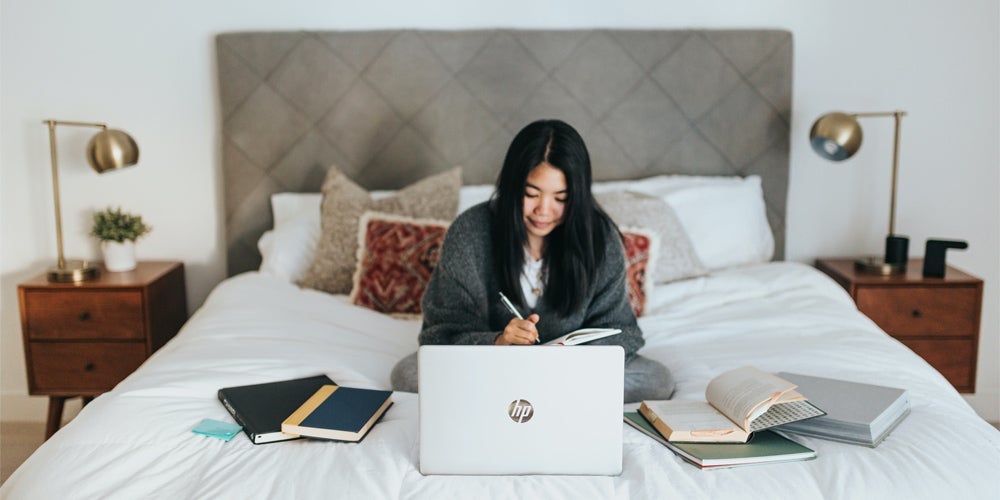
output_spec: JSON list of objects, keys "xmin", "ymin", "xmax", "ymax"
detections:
[
  {"xmin": 524, "ymin": 260, "xmax": 545, "ymax": 296},
  {"xmin": 523, "ymin": 246, "xmax": 545, "ymax": 296}
]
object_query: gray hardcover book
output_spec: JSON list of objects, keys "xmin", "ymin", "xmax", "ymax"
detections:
[{"xmin": 776, "ymin": 372, "xmax": 909, "ymax": 447}]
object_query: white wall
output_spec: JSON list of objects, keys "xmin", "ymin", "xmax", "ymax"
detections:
[{"xmin": 2, "ymin": 0, "xmax": 997, "ymax": 422}]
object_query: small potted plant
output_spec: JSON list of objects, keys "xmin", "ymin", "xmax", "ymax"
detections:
[{"xmin": 90, "ymin": 206, "xmax": 151, "ymax": 272}]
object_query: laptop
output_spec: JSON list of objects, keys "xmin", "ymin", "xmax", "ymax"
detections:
[{"xmin": 418, "ymin": 345, "xmax": 624, "ymax": 475}]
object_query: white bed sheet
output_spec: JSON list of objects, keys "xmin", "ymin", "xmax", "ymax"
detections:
[{"xmin": 4, "ymin": 262, "xmax": 998, "ymax": 499}]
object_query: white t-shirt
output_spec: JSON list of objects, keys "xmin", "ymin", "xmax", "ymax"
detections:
[{"xmin": 519, "ymin": 252, "xmax": 545, "ymax": 309}]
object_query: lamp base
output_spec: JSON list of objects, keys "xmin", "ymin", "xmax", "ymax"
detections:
[
  {"xmin": 47, "ymin": 260, "xmax": 98, "ymax": 283},
  {"xmin": 854, "ymin": 255, "xmax": 906, "ymax": 275}
]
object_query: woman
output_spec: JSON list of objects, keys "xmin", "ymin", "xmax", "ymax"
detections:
[{"xmin": 391, "ymin": 119, "xmax": 675, "ymax": 403}]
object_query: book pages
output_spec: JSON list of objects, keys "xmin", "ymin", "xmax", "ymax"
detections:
[
  {"xmin": 706, "ymin": 366, "xmax": 796, "ymax": 430},
  {"xmin": 645, "ymin": 400, "xmax": 737, "ymax": 432},
  {"xmin": 749, "ymin": 400, "xmax": 826, "ymax": 432},
  {"xmin": 543, "ymin": 328, "xmax": 621, "ymax": 345}
]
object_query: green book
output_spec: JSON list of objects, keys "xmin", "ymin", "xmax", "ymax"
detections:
[{"xmin": 625, "ymin": 412, "xmax": 816, "ymax": 469}]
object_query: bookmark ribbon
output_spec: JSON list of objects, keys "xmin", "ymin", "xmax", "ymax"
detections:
[{"xmin": 691, "ymin": 429, "xmax": 736, "ymax": 436}]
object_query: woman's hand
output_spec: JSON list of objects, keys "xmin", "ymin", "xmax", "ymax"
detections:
[{"xmin": 495, "ymin": 314, "xmax": 540, "ymax": 345}]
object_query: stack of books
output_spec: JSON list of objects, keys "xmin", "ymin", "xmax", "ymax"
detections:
[
  {"xmin": 636, "ymin": 366, "xmax": 825, "ymax": 444},
  {"xmin": 217, "ymin": 375, "xmax": 393, "ymax": 445},
  {"xmin": 776, "ymin": 372, "xmax": 910, "ymax": 447},
  {"xmin": 627, "ymin": 366, "xmax": 821, "ymax": 469},
  {"xmin": 624, "ymin": 412, "xmax": 816, "ymax": 469}
]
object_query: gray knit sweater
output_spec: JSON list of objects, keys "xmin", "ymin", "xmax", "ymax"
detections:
[{"xmin": 419, "ymin": 202, "xmax": 645, "ymax": 358}]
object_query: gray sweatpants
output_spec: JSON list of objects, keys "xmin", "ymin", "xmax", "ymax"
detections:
[{"xmin": 390, "ymin": 351, "xmax": 675, "ymax": 403}]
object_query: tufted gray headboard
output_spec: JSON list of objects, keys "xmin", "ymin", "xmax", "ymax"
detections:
[{"xmin": 217, "ymin": 29, "xmax": 792, "ymax": 276}]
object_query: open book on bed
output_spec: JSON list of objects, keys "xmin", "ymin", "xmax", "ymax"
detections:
[
  {"xmin": 543, "ymin": 328, "xmax": 621, "ymax": 346},
  {"xmin": 639, "ymin": 366, "xmax": 825, "ymax": 443}
]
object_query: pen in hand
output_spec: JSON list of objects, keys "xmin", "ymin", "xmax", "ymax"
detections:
[
  {"xmin": 498, "ymin": 292, "xmax": 539, "ymax": 344},
  {"xmin": 498, "ymin": 291, "xmax": 523, "ymax": 319}
]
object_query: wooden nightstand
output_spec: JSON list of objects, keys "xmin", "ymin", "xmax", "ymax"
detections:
[
  {"xmin": 816, "ymin": 258, "xmax": 983, "ymax": 393},
  {"xmin": 18, "ymin": 261, "xmax": 187, "ymax": 438}
]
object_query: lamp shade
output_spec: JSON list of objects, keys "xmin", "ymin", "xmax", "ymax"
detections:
[
  {"xmin": 809, "ymin": 112, "xmax": 862, "ymax": 161},
  {"xmin": 86, "ymin": 129, "xmax": 139, "ymax": 173}
]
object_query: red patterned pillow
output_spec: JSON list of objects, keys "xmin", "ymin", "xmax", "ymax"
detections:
[
  {"xmin": 350, "ymin": 212, "xmax": 450, "ymax": 317},
  {"xmin": 621, "ymin": 228, "xmax": 658, "ymax": 317}
]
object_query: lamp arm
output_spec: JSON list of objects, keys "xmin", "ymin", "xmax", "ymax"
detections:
[
  {"xmin": 43, "ymin": 119, "xmax": 109, "ymax": 270},
  {"xmin": 45, "ymin": 119, "xmax": 108, "ymax": 129},
  {"xmin": 888, "ymin": 111, "xmax": 903, "ymax": 236},
  {"xmin": 852, "ymin": 111, "xmax": 905, "ymax": 118},
  {"xmin": 847, "ymin": 111, "xmax": 907, "ymax": 236}
]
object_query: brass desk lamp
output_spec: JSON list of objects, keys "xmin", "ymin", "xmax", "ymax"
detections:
[
  {"xmin": 44, "ymin": 120, "xmax": 139, "ymax": 282},
  {"xmin": 810, "ymin": 111, "xmax": 908, "ymax": 275}
]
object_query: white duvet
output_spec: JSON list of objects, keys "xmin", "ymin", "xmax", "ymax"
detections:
[{"xmin": 4, "ymin": 262, "xmax": 998, "ymax": 499}]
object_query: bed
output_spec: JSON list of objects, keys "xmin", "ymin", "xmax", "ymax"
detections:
[{"xmin": 4, "ymin": 29, "xmax": 998, "ymax": 499}]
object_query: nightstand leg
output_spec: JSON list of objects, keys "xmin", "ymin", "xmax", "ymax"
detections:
[{"xmin": 45, "ymin": 396, "xmax": 66, "ymax": 439}]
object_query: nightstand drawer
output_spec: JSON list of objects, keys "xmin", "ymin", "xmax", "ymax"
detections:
[
  {"xmin": 897, "ymin": 338, "xmax": 975, "ymax": 391},
  {"xmin": 855, "ymin": 286, "xmax": 978, "ymax": 336},
  {"xmin": 23, "ymin": 290, "xmax": 144, "ymax": 340},
  {"xmin": 28, "ymin": 342, "xmax": 146, "ymax": 392}
]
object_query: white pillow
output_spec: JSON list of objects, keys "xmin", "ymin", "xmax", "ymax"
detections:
[
  {"xmin": 450, "ymin": 176, "xmax": 773, "ymax": 272},
  {"xmin": 592, "ymin": 173, "xmax": 744, "ymax": 195},
  {"xmin": 662, "ymin": 176, "xmax": 773, "ymax": 270},
  {"xmin": 259, "ymin": 193, "xmax": 322, "ymax": 281},
  {"xmin": 458, "ymin": 184, "xmax": 494, "ymax": 213},
  {"xmin": 260, "ymin": 175, "xmax": 774, "ymax": 281},
  {"xmin": 257, "ymin": 216, "xmax": 318, "ymax": 282},
  {"xmin": 594, "ymin": 174, "xmax": 773, "ymax": 272},
  {"xmin": 270, "ymin": 192, "xmax": 320, "ymax": 227},
  {"xmin": 261, "ymin": 185, "xmax": 495, "ymax": 281}
]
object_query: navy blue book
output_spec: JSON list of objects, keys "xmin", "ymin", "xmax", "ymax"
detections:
[
  {"xmin": 282, "ymin": 385, "xmax": 393, "ymax": 442},
  {"xmin": 218, "ymin": 374, "xmax": 334, "ymax": 444}
]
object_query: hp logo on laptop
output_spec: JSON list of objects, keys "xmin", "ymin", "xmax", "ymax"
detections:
[{"xmin": 508, "ymin": 399, "xmax": 534, "ymax": 423}]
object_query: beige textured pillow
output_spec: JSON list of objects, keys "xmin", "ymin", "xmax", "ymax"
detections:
[
  {"xmin": 298, "ymin": 165, "xmax": 461, "ymax": 294},
  {"xmin": 596, "ymin": 190, "xmax": 706, "ymax": 283}
]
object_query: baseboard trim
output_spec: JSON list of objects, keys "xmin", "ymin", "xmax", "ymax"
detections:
[
  {"xmin": 1, "ymin": 393, "xmax": 83, "ymax": 423},
  {"xmin": 962, "ymin": 391, "xmax": 999, "ymax": 423}
]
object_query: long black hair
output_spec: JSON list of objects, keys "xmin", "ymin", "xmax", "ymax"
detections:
[{"xmin": 491, "ymin": 119, "xmax": 615, "ymax": 316}]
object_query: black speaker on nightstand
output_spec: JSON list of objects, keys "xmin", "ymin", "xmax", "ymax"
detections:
[{"xmin": 922, "ymin": 239, "xmax": 968, "ymax": 278}]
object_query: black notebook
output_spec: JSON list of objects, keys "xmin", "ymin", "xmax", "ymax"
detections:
[{"xmin": 218, "ymin": 374, "xmax": 334, "ymax": 444}]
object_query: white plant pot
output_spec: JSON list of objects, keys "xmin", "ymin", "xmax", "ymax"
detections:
[{"xmin": 102, "ymin": 240, "xmax": 136, "ymax": 272}]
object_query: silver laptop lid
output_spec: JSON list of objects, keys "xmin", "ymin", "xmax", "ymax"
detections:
[{"xmin": 418, "ymin": 345, "xmax": 624, "ymax": 475}]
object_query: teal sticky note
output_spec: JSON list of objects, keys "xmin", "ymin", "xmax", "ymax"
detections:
[{"xmin": 192, "ymin": 418, "xmax": 242, "ymax": 442}]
